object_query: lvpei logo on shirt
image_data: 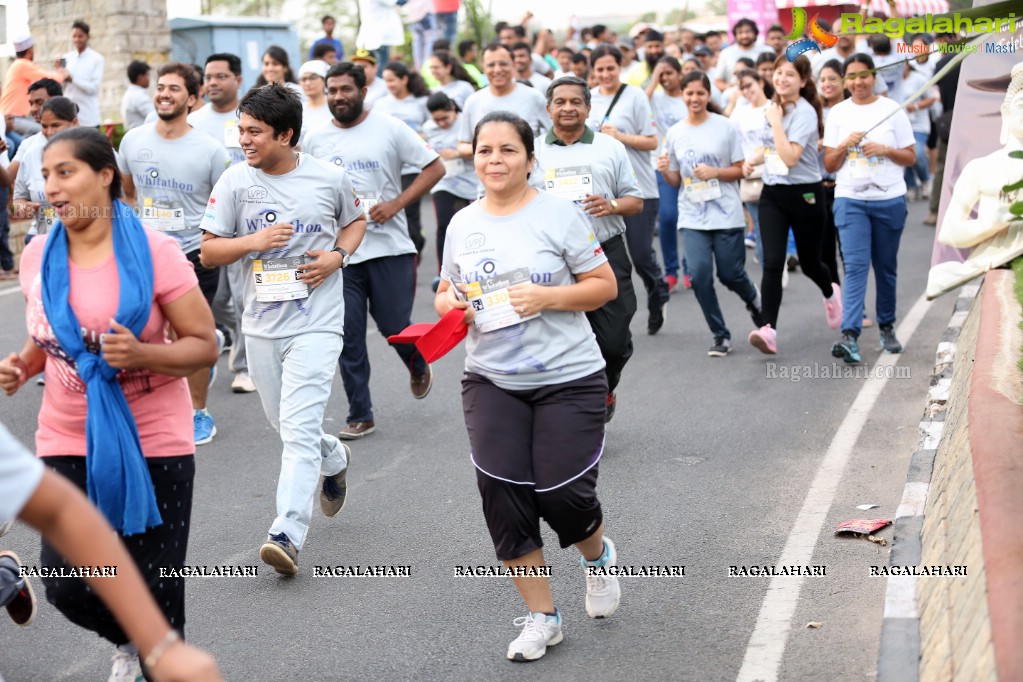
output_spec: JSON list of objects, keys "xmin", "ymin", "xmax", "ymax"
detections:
[{"xmin": 785, "ymin": 8, "xmax": 839, "ymax": 62}]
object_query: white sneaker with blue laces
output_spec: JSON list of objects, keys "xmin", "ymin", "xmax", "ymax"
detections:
[
  {"xmin": 581, "ymin": 537, "xmax": 621, "ymax": 618},
  {"xmin": 506, "ymin": 610, "xmax": 563, "ymax": 661}
]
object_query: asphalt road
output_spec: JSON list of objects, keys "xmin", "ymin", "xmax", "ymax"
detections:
[{"xmin": 0, "ymin": 195, "xmax": 957, "ymax": 681}]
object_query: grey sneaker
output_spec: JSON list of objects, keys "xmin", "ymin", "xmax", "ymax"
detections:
[
  {"xmin": 879, "ymin": 325, "xmax": 903, "ymax": 353},
  {"xmin": 260, "ymin": 532, "xmax": 299, "ymax": 575},
  {"xmin": 708, "ymin": 337, "xmax": 732, "ymax": 357},
  {"xmin": 320, "ymin": 445, "xmax": 351, "ymax": 517},
  {"xmin": 832, "ymin": 333, "xmax": 862, "ymax": 364}
]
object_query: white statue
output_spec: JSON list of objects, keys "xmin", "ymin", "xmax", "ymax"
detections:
[{"xmin": 927, "ymin": 59, "xmax": 1023, "ymax": 299}]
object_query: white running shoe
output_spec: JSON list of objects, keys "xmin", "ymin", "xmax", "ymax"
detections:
[
  {"xmin": 506, "ymin": 611, "xmax": 563, "ymax": 661},
  {"xmin": 582, "ymin": 537, "xmax": 621, "ymax": 618},
  {"xmin": 231, "ymin": 371, "xmax": 257, "ymax": 393},
  {"xmin": 108, "ymin": 645, "xmax": 144, "ymax": 682}
]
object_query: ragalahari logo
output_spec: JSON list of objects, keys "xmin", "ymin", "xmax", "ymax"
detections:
[{"xmin": 785, "ymin": 8, "xmax": 839, "ymax": 62}]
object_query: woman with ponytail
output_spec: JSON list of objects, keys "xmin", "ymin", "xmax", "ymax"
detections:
[
  {"xmin": 0, "ymin": 127, "xmax": 217, "ymax": 680},
  {"xmin": 745, "ymin": 55, "xmax": 841, "ymax": 356}
]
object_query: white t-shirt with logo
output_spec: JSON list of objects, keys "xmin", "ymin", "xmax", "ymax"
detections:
[
  {"xmin": 588, "ymin": 85, "xmax": 657, "ymax": 198},
  {"xmin": 303, "ymin": 111, "xmax": 439, "ymax": 264},
  {"xmin": 199, "ymin": 153, "xmax": 363, "ymax": 340},
  {"xmin": 118, "ymin": 124, "xmax": 232, "ymax": 254}
]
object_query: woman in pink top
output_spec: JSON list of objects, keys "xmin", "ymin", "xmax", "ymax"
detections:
[{"xmin": 0, "ymin": 127, "xmax": 217, "ymax": 680}]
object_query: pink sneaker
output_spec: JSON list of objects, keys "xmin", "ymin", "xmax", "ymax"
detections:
[
  {"xmin": 665, "ymin": 274, "xmax": 679, "ymax": 293},
  {"xmin": 748, "ymin": 325, "xmax": 777, "ymax": 355},
  {"xmin": 824, "ymin": 283, "xmax": 843, "ymax": 330}
]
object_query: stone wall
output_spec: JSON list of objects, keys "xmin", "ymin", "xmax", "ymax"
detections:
[{"xmin": 28, "ymin": 0, "xmax": 171, "ymax": 124}]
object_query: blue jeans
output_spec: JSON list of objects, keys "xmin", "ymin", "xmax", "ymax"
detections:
[
  {"xmin": 681, "ymin": 228, "xmax": 758, "ymax": 339},
  {"xmin": 904, "ymin": 130, "xmax": 930, "ymax": 188},
  {"xmin": 246, "ymin": 331, "xmax": 349, "ymax": 550},
  {"xmin": 656, "ymin": 171, "xmax": 680, "ymax": 278},
  {"xmin": 834, "ymin": 196, "xmax": 907, "ymax": 337},
  {"xmin": 436, "ymin": 11, "xmax": 458, "ymax": 45}
]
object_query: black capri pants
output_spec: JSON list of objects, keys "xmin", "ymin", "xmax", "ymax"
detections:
[
  {"xmin": 462, "ymin": 370, "xmax": 607, "ymax": 561},
  {"xmin": 39, "ymin": 455, "xmax": 195, "ymax": 646}
]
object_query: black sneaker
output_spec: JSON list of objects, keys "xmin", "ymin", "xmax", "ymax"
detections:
[
  {"xmin": 831, "ymin": 333, "xmax": 862, "ymax": 364},
  {"xmin": 0, "ymin": 551, "xmax": 36, "ymax": 626},
  {"xmin": 708, "ymin": 337, "xmax": 731, "ymax": 357},
  {"xmin": 786, "ymin": 254, "xmax": 799, "ymax": 272},
  {"xmin": 648, "ymin": 305, "xmax": 666, "ymax": 335},
  {"xmin": 604, "ymin": 392, "xmax": 617, "ymax": 424},
  {"xmin": 260, "ymin": 532, "xmax": 299, "ymax": 575},
  {"xmin": 746, "ymin": 285, "xmax": 764, "ymax": 327},
  {"xmin": 879, "ymin": 325, "xmax": 903, "ymax": 353}
]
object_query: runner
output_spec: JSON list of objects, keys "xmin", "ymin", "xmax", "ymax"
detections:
[
  {"xmin": 427, "ymin": 50, "xmax": 478, "ymax": 109},
  {"xmin": 746, "ymin": 56, "xmax": 840, "ymax": 356},
  {"xmin": 375, "ymin": 61, "xmax": 432, "ymax": 256},
  {"xmin": 199, "ymin": 83, "xmax": 367, "ymax": 574},
  {"xmin": 511, "ymin": 41, "xmax": 552, "ymax": 92},
  {"xmin": 589, "ymin": 44, "xmax": 670, "ymax": 335},
  {"xmin": 13, "ymin": 97, "xmax": 77, "ymax": 243},
  {"xmin": 0, "ymin": 421, "xmax": 222, "ymax": 682},
  {"xmin": 823, "ymin": 54, "xmax": 915, "ymax": 363},
  {"xmin": 189, "ymin": 53, "xmax": 260, "ymax": 395},
  {"xmin": 714, "ymin": 19, "xmax": 774, "ymax": 92},
  {"xmin": 305, "ymin": 62, "xmax": 444, "ymax": 440},
  {"xmin": 8, "ymin": 78, "xmax": 62, "ymax": 185},
  {"xmin": 436, "ymin": 110, "xmax": 620, "ymax": 662},
  {"xmin": 730, "ymin": 69, "xmax": 772, "ymax": 265},
  {"xmin": 1, "ymin": 126, "xmax": 218, "ymax": 680},
  {"xmin": 533, "ymin": 75, "xmax": 643, "ymax": 421},
  {"xmin": 351, "ymin": 49, "xmax": 389, "ymax": 110},
  {"xmin": 298, "ymin": 60, "xmax": 332, "ymax": 144},
  {"xmin": 817, "ymin": 60, "xmax": 845, "ymax": 293},
  {"xmin": 119, "ymin": 62, "xmax": 232, "ymax": 445},
  {"xmin": 422, "ymin": 92, "xmax": 477, "ymax": 291},
  {"xmin": 658, "ymin": 71, "xmax": 764, "ymax": 357}
]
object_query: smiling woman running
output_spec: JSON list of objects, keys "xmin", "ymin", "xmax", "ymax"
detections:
[{"xmin": 436, "ymin": 111, "xmax": 620, "ymax": 662}]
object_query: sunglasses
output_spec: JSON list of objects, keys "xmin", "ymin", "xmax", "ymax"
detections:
[{"xmin": 844, "ymin": 70, "xmax": 875, "ymax": 81}]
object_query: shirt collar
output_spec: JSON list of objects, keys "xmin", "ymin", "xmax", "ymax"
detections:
[{"xmin": 545, "ymin": 126, "xmax": 595, "ymax": 146}]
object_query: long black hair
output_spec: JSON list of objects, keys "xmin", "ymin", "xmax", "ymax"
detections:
[
  {"xmin": 383, "ymin": 61, "xmax": 431, "ymax": 98},
  {"xmin": 431, "ymin": 50, "xmax": 478, "ymax": 90},
  {"xmin": 45, "ymin": 127, "xmax": 122, "ymax": 200},
  {"xmin": 255, "ymin": 45, "xmax": 296, "ymax": 86}
]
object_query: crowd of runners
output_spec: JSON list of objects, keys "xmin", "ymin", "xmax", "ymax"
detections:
[{"xmin": 0, "ymin": 6, "xmax": 955, "ymax": 677}]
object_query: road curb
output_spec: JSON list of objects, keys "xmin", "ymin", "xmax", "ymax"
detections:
[{"xmin": 876, "ymin": 282, "xmax": 980, "ymax": 682}]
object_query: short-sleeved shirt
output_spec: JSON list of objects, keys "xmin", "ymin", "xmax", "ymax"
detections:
[
  {"xmin": 0, "ymin": 423, "xmax": 44, "ymax": 525},
  {"xmin": 13, "ymin": 132, "xmax": 45, "ymax": 165},
  {"xmin": 118, "ymin": 125, "xmax": 232, "ymax": 254},
  {"xmin": 121, "ymin": 84, "xmax": 155, "ymax": 131},
  {"xmin": 527, "ymin": 72, "xmax": 553, "ymax": 93},
  {"xmin": 891, "ymin": 70, "xmax": 932, "ymax": 133},
  {"xmin": 19, "ymin": 230, "xmax": 197, "ymax": 458},
  {"xmin": 439, "ymin": 79, "xmax": 476, "ymax": 108},
  {"xmin": 13, "ymin": 139, "xmax": 54, "ymax": 237},
  {"xmin": 458, "ymin": 84, "xmax": 551, "ymax": 142},
  {"xmin": 762, "ymin": 98, "xmax": 823, "ymax": 186},
  {"xmin": 651, "ymin": 90, "xmax": 688, "ymax": 151},
  {"xmin": 587, "ymin": 85, "xmax": 657, "ymax": 198},
  {"xmin": 730, "ymin": 101, "xmax": 770, "ymax": 160},
  {"xmin": 304, "ymin": 112, "xmax": 439, "ymax": 264},
  {"xmin": 188, "ymin": 105, "xmax": 246, "ymax": 165},
  {"xmin": 199, "ymin": 153, "xmax": 364, "ymax": 339},
  {"xmin": 0, "ymin": 59, "xmax": 60, "ymax": 117},
  {"xmin": 374, "ymin": 94, "xmax": 432, "ymax": 175},
  {"xmin": 365, "ymin": 78, "xmax": 389, "ymax": 110},
  {"xmin": 423, "ymin": 117, "xmax": 478, "ymax": 200},
  {"xmin": 441, "ymin": 191, "xmax": 607, "ymax": 391},
  {"xmin": 300, "ymin": 102, "xmax": 334, "ymax": 146},
  {"xmin": 664, "ymin": 114, "xmax": 746, "ymax": 230},
  {"xmin": 716, "ymin": 44, "xmax": 776, "ymax": 85},
  {"xmin": 823, "ymin": 96, "xmax": 915, "ymax": 201},
  {"xmin": 532, "ymin": 127, "xmax": 642, "ymax": 243}
]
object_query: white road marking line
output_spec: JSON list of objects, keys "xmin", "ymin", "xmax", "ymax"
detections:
[
  {"xmin": 736, "ymin": 294, "xmax": 932, "ymax": 682},
  {"xmin": 884, "ymin": 574, "xmax": 918, "ymax": 619},
  {"xmin": 0, "ymin": 285, "xmax": 23, "ymax": 298}
]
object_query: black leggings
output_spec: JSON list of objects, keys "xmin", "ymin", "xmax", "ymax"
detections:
[
  {"xmin": 40, "ymin": 455, "xmax": 194, "ymax": 646},
  {"xmin": 821, "ymin": 184, "xmax": 841, "ymax": 286},
  {"xmin": 432, "ymin": 190, "xmax": 470, "ymax": 273},
  {"xmin": 758, "ymin": 182, "xmax": 835, "ymax": 329},
  {"xmin": 401, "ymin": 173, "xmax": 425, "ymax": 257}
]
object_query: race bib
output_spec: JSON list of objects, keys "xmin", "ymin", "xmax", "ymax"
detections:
[
  {"xmin": 252, "ymin": 257, "xmax": 309, "ymax": 303},
  {"xmin": 847, "ymin": 148, "xmax": 884, "ymax": 180},
  {"xmin": 443, "ymin": 158, "xmax": 467, "ymax": 177},
  {"xmin": 765, "ymin": 150, "xmax": 789, "ymax": 177},
  {"xmin": 464, "ymin": 267, "xmax": 541, "ymax": 333},
  {"xmin": 544, "ymin": 165, "xmax": 593, "ymax": 202},
  {"xmin": 224, "ymin": 119, "xmax": 241, "ymax": 148},
  {"xmin": 683, "ymin": 176, "xmax": 722, "ymax": 203},
  {"xmin": 358, "ymin": 192, "xmax": 380, "ymax": 222},
  {"xmin": 140, "ymin": 197, "xmax": 187, "ymax": 232}
]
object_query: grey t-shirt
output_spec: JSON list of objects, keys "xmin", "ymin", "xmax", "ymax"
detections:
[
  {"xmin": 651, "ymin": 90, "xmax": 688, "ymax": 151},
  {"xmin": 587, "ymin": 85, "xmax": 657, "ymax": 198},
  {"xmin": 303, "ymin": 111, "xmax": 439, "ymax": 264},
  {"xmin": 439, "ymin": 79, "xmax": 476, "ymax": 108},
  {"xmin": 188, "ymin": 104, "xmax": 246, "ymax": 165},
  {"xmin": 532, "ymin": 129, "xmax": 642, "ymax": 243},
  {"xmin": 0, "ymin": 422, "xmax": 44, "ymax": 526},
  {"xmin": 118, "ymin": 124, "xmax": 232, "ymax": 254},
  {"xmin": 14, "ymin": 139, "xmax": 53, "ymax": 237},
  {"xmin": 664, "ymin": 113, "xmax": 746, "ymax": 230},
  {"xmin": 199, "ymin": 153, "xmax": 363, "ymax": 340},
  {"xmin": 374, "ymin": 94, "xmax": 430, "ymax": 175},
  {"xmin": 441, "ymin": 191, "xmax": 607, "ymax": 391},
  {"xmin": 423, "ymin": 118, "xmax": 478, "ymax": 200},
  {"xmin": 762, "ymin": 98, "xmax": 823, "ymax": 186},
  {"xmin": 458, "ymin": 84, "xmax": 551, "ymax": 142}
]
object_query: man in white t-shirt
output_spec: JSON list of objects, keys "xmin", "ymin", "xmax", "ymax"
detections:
[
  {"xmin": 306, "ymin": 62, "xmax": 445, "ymax": 440},
  {"xmin": 714, "ymin": 19, "xmax": 774, "ymax": 92},
  {"xmin": 120, "ymin": 61, "xmax": 154, "ymax": 131},
  {"xmin": 61, "ymin": 21, "xmax": 104, "ymax": 127},
  {"xmin": 200, "ymin": 83, "xmax": 367, "ymax": 575}
]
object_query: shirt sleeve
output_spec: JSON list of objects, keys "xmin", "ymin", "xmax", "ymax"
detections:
[
  {"xmin": 728, "ymin": 123, "xmax": 745, "ymax": 165},
  {"xmin": 822, "ymin": 106, "xmax": 841, "ymax": 149},
  {"xmin": 788, "ymin": 105, "xmax": 819, "ymax": 151},
  {"xmin": 891, "ymin": 107, "xmax": 916, "ymax": 149},
  {"xmin": 0, "ymin": 423, "xmax": 44, "ymax": 526},
  {"xmin": 561, "ymin": 203, "xmax": 608, "ymax": 275},
  {"xmin": 334, "ymin": 168, "xmax": 364, "ymax": 228},
  {"xmin": 151, "ymin": 232, "xmax": 200, "ymax": 306},
  {"xmin": 199, "ymin": 174, "xmax": 239, "ymax": 238},
  {"xmin": 13, "ymin": 157, "xmax": 30, "ymax": 200},
  {"xmin": 116, "ymin": 135, "xmax": 132, "ymax": 174},
  {"xmin": 395, "ymin": 118, "xmax": 440, "ymax": 170},
  {"xmin": 457, "ymin": 99, "xmax": 475, "ymax": 143}
]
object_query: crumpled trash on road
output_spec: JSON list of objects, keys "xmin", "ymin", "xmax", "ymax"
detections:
[{"xmin": 835, "ymin": 519, "xmax": 892, "ymax": 545}]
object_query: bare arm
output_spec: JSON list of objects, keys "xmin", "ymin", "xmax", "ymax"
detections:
[
  {"xmin": 613, "ymin": 195, "xmax": 643, "ymax": 217},
  {"xmin": 121, "ymin": 172, "xmax": 137, "ymax": 206},
  {"xmin": 0, "ymin": 339, "xmax": 48, "ymax": 395},
  {"xmin": 508, "ymin": 262, "xmax": 617, "ymax": 314}
]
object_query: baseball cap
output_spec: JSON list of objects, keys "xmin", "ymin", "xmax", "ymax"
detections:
[
  {"xmin": 694, "ymin": 46, "xmax": 713, "ymax": 57},
  {"xmin": 352, "ymin": 49, "xmax": 377, "ymax": 65}
]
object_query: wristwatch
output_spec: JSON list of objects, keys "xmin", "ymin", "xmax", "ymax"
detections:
[
  {"xmin": 609, "ymin": 199, "xmax": 619, "ymax": 215},
  {"xmin": 331, "ymin": 246, "xmax": 350, "ymax": 268}
]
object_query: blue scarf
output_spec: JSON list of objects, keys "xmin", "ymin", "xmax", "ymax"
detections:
[{"xmin": 40, "ymin": 200, "xmax": 162, "ymax": 536}]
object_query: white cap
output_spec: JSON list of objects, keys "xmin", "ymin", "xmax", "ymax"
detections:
[
  {"xmin": 298, "ymin": 60, "xmax": 328, "ymax": 80},
  {"xmin": 13, "ymin": 34, "xmax": 33, "ymax": 52}
]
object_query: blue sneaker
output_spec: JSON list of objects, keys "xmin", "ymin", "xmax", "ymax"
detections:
[
  {"xmin": 193, "ymin": 410, "xmax": 217, "ymax": 446},
  {"xmin": 831, "ymin": 333, "xmax": 861, "ymax": 364}
]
